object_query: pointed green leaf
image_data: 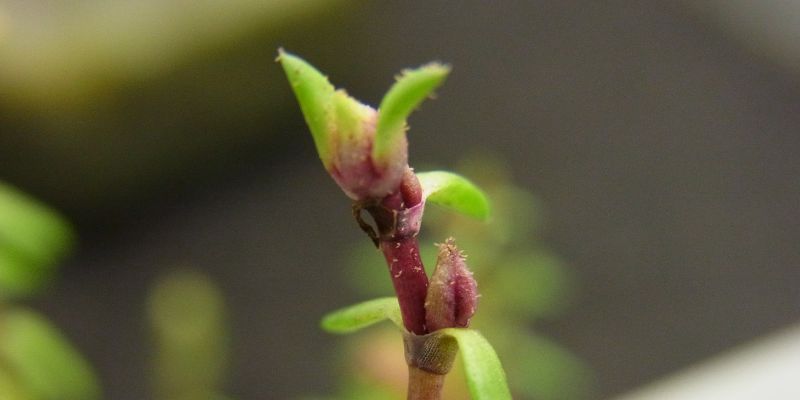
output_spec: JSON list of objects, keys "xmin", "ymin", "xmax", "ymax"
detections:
[
  {"xmin": 0, "ymin": 308, "xmax": 101, "ymax": 400},
  {"xmin": 277, "ymin": 49, "xmax": 336, "ymax": 166},
  {"xmin": 0, "ymin": 182, "xmax": 74, "ymax": 298},
  {"xmin": 373, "ymin": 64, "xmax": 450, "ymax": 163},
  {"xmin": 440, "ymin": 329, "xmax": 511, "ymax": 400},
  {"xmin": 321, "ymin": 297, "xmax": 403, "ymax": 334},
  {"xmin": 416, "ymin": 171, "xmax": 490, "ymax": 220}
]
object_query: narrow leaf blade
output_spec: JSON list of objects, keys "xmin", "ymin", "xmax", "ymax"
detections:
[
  {"xmin": 320, "ymin": 297, "xmax": 403, "ymax": 334},
  {"xmin": 441, "ymin": 328, "xmax": 512, "ymax": 400},
  {"xmin": 373, "ymin": 64, "xmax": 450, "ymax": 163},
  {"xmin": 277, "ymin": 49, "xmax": 335, "ymax": 165},
  {"xmin": 417, "ymin": 171, "xmax": 491, "ymax": 220}
]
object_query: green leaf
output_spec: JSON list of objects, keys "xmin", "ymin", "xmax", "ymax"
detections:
[
  {"xmin": 320, "ymin": 297, "xmax": 403, "ymax": 334},
  {"xmin": 277, "ymin": 49, "xmax": 336, "ymax": 166},
  {"xmin": 148, "ymin": 270, "xmax": 229, "ymax": 399},
  {"xmin": 373, "ymin": 64, "xmax": 450, "ymax": 163},
  {"xmin": 0, "ymin": 308, "xmax": 101, "ymax": 400},
  {"xmin": 0, "ymin": 182, "xmax": 75, "ymax": 298},
  {"xmin": 440, "ymin": 329, "xmax": 511, "ymax": 400},
  {"xmin": 416, "ymin": 171, "xmax": 491, "ymax": 220}
]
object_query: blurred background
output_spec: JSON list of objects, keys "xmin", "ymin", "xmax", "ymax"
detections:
[{"xmin": 1, "ymin": 1, "xmax": 799, "ymax": 399}]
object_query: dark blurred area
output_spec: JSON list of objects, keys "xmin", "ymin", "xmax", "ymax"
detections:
[{"xmin": 1, "ymin": 1, "xmax": 799, "ymax": 399}]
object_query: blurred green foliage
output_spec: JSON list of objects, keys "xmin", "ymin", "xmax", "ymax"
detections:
[
  {"xmin": 0, "ymin": 181, "xmax": 101, "ymax": 400},
  {"xmin": 0, "ymin": 308, "xmax": 101, "ymax": 400},
  {"xmin": 319, "ymin": 156, "xmax": 594, "ymax": 400},
  {"xmin": 0, "ymin": 0, "xmax": 342, "ymax": 110},
  {"xmin": 148, "ymin": 269, "xmax": 231, "ymax": 400},
  {"xmin": 0, "ymin": 1, "xmax": 355, "ymax": 226},
  {"xmin": 0, "ymin": 182, "xmax": 234, "ymax": 400},
  {"xmin": 0, "ymin": 183, "xmax": 74, "ymax": 298}
]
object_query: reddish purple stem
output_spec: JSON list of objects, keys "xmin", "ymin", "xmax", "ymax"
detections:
[
  {"xmin": 379, "ymin": 236, "xmax": 429, "ymax": 334},
  {"xmin": 358, "ymin": 169, "xmax": 429, "ymax": 335}
]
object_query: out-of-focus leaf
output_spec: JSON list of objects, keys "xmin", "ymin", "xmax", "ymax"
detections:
[
  {"xmin": 482, "ymin": 252, "xmax": 574, "ymax": 321},
  {"xmin": 148, "ymin": 270, "xmax": 229, "ymax": 400},
  {"xmin": 321, "ymin": 297, "xmax": 402, "ymax": 334},
  {"xmin": 417, "ymin": 171, "xmax": 490, "ymax": 220},
  {"xmin": 508, "ymin": 333, "xmax": 593, "ymax": 400},
  {"xmin": 373, "ymin": 64, "xmax": 450, "ymax": 163},
  {"xmin": 0, "ymin": 366, "xmax": 34, "ymax": 400},
  {"xmin": 0, "ymin": 182, "xmax": 74, "ymax": 298},
  {"xmin": 0, "ymin": 308, "xmax": 101, "ymax": 400},
  {"xmin": 439, "ymin": 328, "xmax": 511, "ymax": 400}
]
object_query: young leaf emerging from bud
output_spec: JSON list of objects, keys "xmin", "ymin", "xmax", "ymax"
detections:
[
  {"xmin": 278, "ymin": 49, "xmax": 448, "ymax": 202},
  {"xmin": 424, "ymin": 238, "xmax": 478, "ymax": 332}
]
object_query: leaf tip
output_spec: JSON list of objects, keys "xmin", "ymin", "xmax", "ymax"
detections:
[{"xmin": 319, "ymin": 314, "xmax": 337, "ymax": 333}]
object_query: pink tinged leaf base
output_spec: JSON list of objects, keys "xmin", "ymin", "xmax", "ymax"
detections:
[{"xmin": 327, "ymin": 107, "xmax": 409, "ymax": 201}]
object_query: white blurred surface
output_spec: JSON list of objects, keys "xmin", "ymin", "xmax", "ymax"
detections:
[
  {"xmin": 614, "ymin": 323, "xmax": 800, "ymax": 400},
  {"xmin": 688, "ymin": 1, "xmax": 800, "ymax": 77}
]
